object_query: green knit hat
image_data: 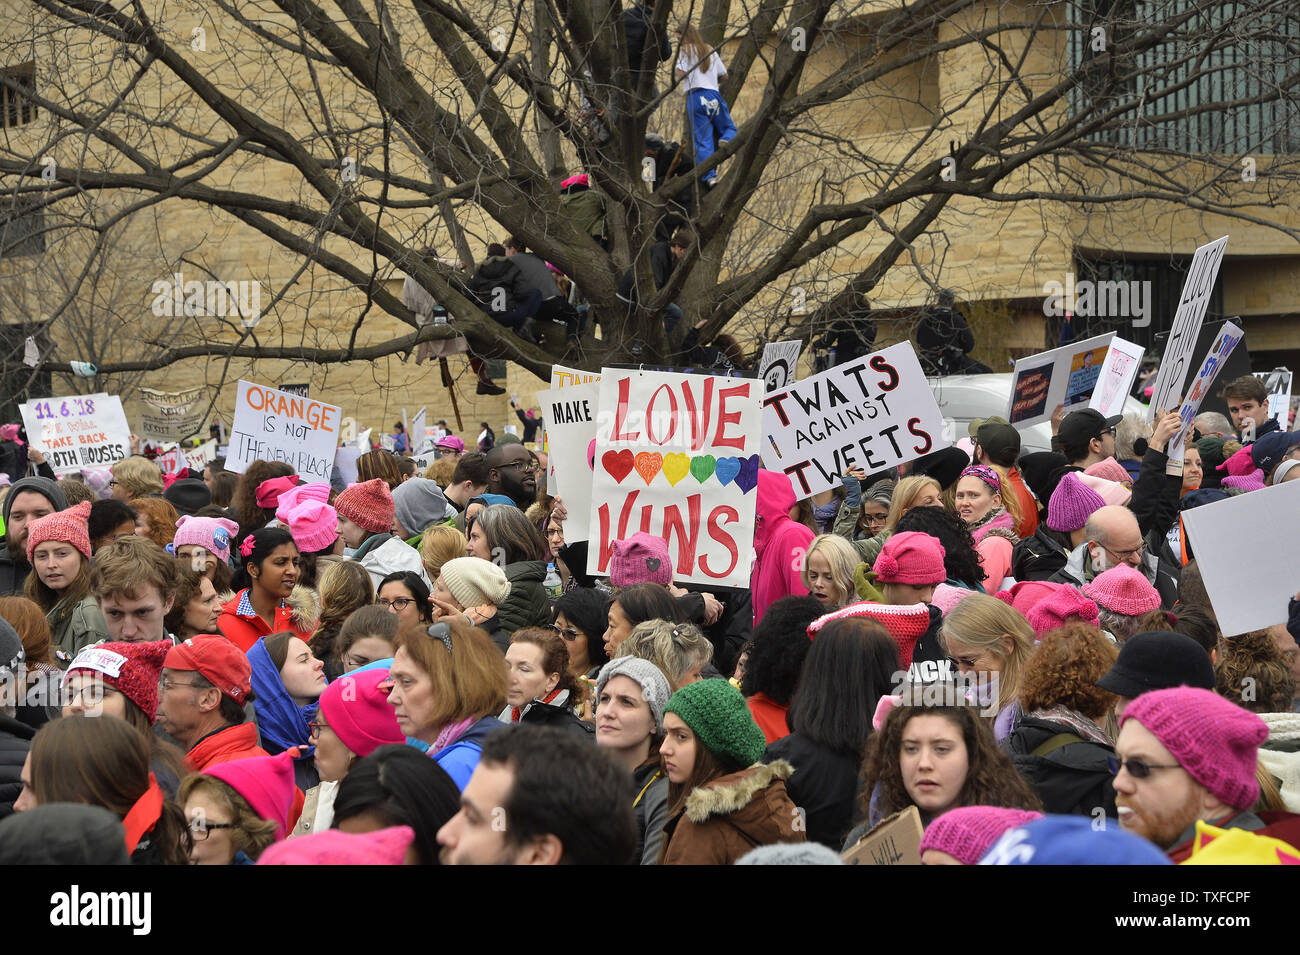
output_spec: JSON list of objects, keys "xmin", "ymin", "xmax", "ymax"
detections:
[{"xmin": 663, "ymin": 679, "xmax": 766, "ymax": 770}]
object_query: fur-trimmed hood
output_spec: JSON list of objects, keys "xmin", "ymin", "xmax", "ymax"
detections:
[
  {"xmin": 685, "ymin": 760, "xmax": 794, "ymax": 825},
  {"xmin": 217, "ymin": 586, "xmax": 320, "ymax": 635}
]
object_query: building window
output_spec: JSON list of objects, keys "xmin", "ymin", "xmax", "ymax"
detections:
[
  {"xmin": 0, "ymin": 198, "xmax": 46, "ymax": 258},
  {"xmin": 1068, "ymin": 251, "xmax": 1223, "ymax": 349},
  {"xmin": 1, "ymin": 62, "xmax": 37, "ymax": 129}
]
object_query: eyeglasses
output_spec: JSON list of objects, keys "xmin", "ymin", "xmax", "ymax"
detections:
[
  {"xmin": 1099, "ymin": 427, "xmax": 1116, "ymax": 438},
  {"xmin": 378, "ymin": 597, "xmax": 415, "ymax": 612},
  {"xmin": 1107, "ymin": 756, "xmax": 1183, "ymax": 779},
  {"xmin": 427, "ymin": 622, "xmax": 453, "ymax": 654},
  {"xmin": 159, "ymin": 678, "xmax": 205, "ymax": 692},
  {"xmin": 551, "ymin": 624, "xmax": 579, "ymax": 641},
  {"xmin": 498, "ymin": 461, "xmax": 540, "ymax": 475},
  {"xmin": 948, "ymin": 654, "xmax": 980, "ymax": 669},
  {"xmin": 308, "ymin": 721, "xmax": 329, "ymax": 739},
  {"xmin": 189, "ymin": 820, "xmax": 236, "ymax": 840},
  {"xmin": 1097, "ymin": 541, "xmax": 1146, "ymax": 562}
]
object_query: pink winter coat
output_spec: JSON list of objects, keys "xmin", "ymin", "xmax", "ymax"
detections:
[{"xmin": 751, "ymin": 471, "xmax": 815, "ymax": 628}]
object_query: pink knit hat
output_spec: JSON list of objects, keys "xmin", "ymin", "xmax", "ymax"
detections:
[
  {"xmin": 1079, "ymin": 473, "xmax": 1132, "ymax": 506},
  {"xmin": 1121, "ymin": 687, "xmax": 1268, "ymax": 810},
  {"xmin": 255, "ymin": 475, "xmax": 300, "ymax": 509},
  {"xmin": 435, "ymin": 435, "xmax": 465, "ymax": 453},
  {"xmin": 1218, "ymin": 446, "xmax": 1256, "ymax": 476},
  {"xmin": 203, "ymin": 747, "xmax": 302, "ymax": 840},
  {"xmin": 1025, "ymin": 586, "xmax": 1100, "ymax": 638},
  {"xmin": 317, "ymin": 668, "xmax": 405, "ymax": 758},
  {"xmin": 1046, "ymin": 472, "xmax": 1107, "ymax": 533},
  {"xmin": 257, "ymin": 825, "xmax": 414, "ymax": 865},
  {"xmin": 26, "ymin": 501, "xmax": 92, "ymax": 563},
  {"xmin": 874, "ymin": 531, "xmax": 946, "ymax": 586},
  {"xmin": 285, "ymin": 499, "xmax": 339, "ymax": 554},
  {"xmin": 1081, "ymin": 565, "xmax": 1161, "ymax": 616},
  {"xmin": 919, "ymin": 807, "xmax": 1044, "ymax": 865},
  {"xmin": 173, "ymin": 515, "xmax": 239, "ymax": 565},
  {"xmin": 808, "ymin": 601, "xmax": 931, "ymax": 668},
  {"xmin": 275, "ymin": 483, "xmax": 331, "ymax": 524},
  {"xmin": 335, "ymin": 478, "xmax": 395, "ymax": 534},
  {"xmin": 1222, "ymin": 470, "xmax": 1266, "ymax": 492},
  {"xmin": 931, "ymin": 583, "xmax": 979, "ymax": 617},
  {"xmin": 995, "ymin": 580, "xmax": 1064, "ymax": 619},
  {"xmin": 609, "ymin": 532, "xmax": 672, "ymax": 587},
  {"xmin": 1084, "ymin": 457, "xmax": 1132, "ymax": 487}
]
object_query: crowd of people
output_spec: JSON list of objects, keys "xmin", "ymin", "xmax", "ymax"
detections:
[{"xmin": 0, "ymin": 368, "xmax": 1296, "ymax": 867}]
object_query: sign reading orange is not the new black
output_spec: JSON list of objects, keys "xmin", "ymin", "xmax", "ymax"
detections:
[{"xmin": 227, "ymin": 380, "xmax": 341, "ymax": 481}]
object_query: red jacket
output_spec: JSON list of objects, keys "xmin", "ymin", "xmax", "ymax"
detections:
[
  {"xmin": 185, "ymin": 722, "xmax": 306, "ymax": 830},
  {"xmin": 746, "ymin": 692, "xmax": 790, "ymax": 745},
  {"xmin": 217, "ymin": 589, "xmax": 312, "ymax": 653},
  {"xmin": 1006, "ymin": 468, "xmax": 1039, "ymax": 540}
]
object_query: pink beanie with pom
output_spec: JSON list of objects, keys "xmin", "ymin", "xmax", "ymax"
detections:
[
  {"xmin": 996, "ymin": 580, "xmax": 1064, "ymax": 619},
  {"xmin": 1025, "ymin": 586, "xmax": 1100, "ymax": 638},
  {"xmin": 874, "ymin": 531, "xmax": 946, "ymax": 586}
]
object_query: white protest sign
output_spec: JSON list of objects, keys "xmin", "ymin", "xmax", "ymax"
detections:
[
  {"xmin": 19, "ymin": 393, "xmax": 131, "ymax": 474},
  {"xmin": 227, "ymin": 380, "xmax": 341, "ymax": 481},
  {"xmin": 138, "ymin": 387, "xmax": 206, "ymax": 443},
  {"xmin": 1254, "ymin": 369, "xmax": 1293, "ymax": 428},
  {"xmin": 1182, "ymin": 478, "xmax": 1300, "ymax": 636},
  {"xmin": 410, "ymin": 407, "xmax": 427, "ymax": 453},
  {"xmin": 759, "ymin": 340, "xmax": 803, "ymax": 393},
  {"xmin": 1166, "ymin": 321, "xmax": 1245, "ymax": 474},
  {"xmin": 762, "ymin": 342, "xmax": 949, "ymax": 500},
  {"xmin": 1005, "ymin": 332, "xmax": 1115, "ymax": 428},
  {"xmin": 356, "ymin": 428, "xmax": 372, "ymax": 451},
  {"xmin": 1089, "ymin": 337, "xmax": 1145, "ymax": 418},
  {"xmin": 551, "ymin": 363, "xmax": 600, "ymax": 389},
  {"xmin": 335, "ymin": 446, "xmax": 362, "ymax": 484},
  {"xmin": 587, "ymin": 369, "xmax": 761, "ymax": 588},
  {"xmin": 538, "ymin": 381, "xmax": 600, "ymax": 541},
  {"xmin": 1147, "ymin": 235, "xmax": 1230, "ymax": 421},
  {"xmin": 155, "ymin": 445, "xmax": 184, "ymax": 474},
  {"xmin": 186, "ymin": 439, "xmax": 218, "ymax": 471}
]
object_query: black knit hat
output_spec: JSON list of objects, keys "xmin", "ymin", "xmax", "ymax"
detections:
[
  {"xmin": 1096, "ymin": 631, "xmax": 1216, "ymax": 699},
  {"xmin": 1017, "ymin": 451, "xmax": 1070, "ymax": 505}
]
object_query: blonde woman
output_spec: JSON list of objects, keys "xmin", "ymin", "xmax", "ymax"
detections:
[
  {"xmin": 941, "ymin": 593, "xmax": 1036, "ymax": 742},
  {"xmin": 419, "ymin": 524, "xmax": 468, "ymax": 584},
  {"xmin": 110, "ymin": 456, "xmax": 165, "ymax": 500},
  {"xmin": 801, "ymin": 534, "xmax": 859, "ymax": 612},
  {"xmin": 675, "ymin": 22, "xmax": 736, "ymax": 188},
  {"xmin": 615, "ymin": 619, "xmax": 714, "ymax": 692},
  {"xmin": 848, "ymin": 475, "xmax": 943, "ymax": 566}
]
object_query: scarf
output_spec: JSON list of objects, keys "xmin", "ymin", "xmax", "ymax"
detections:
[
  {"xmin": 247, "ymin": 638, "xmax": 321, "ymax": 753},
  {"xmin": 510, "ymin": 687, "xmax": 567, "ymax": 723},
  {"xmin": 969, "ymin": 509, "xmax": 1019, "ymax": 545},
  {"xmin": 121, "ymin": 773, "xmax": 165, "ymax": 855},
  {"xmin": 1028, "ymin": 705, "xmax": 1113, "ymax": 746},
  {"xmin": 432, "ymin": 715, "xmax": 477, "ymax": 753}
]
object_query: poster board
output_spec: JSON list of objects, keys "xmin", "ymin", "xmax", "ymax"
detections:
[
  {"xmin": 19, "ymin": 393, "xmax": 131, "ymax": 474},
  {"xmin": 1166, "ymin": 321, "xmax": 1245, "ymax": 473},
  {"xmin": 538, "ymin": 381, "xmax": 599, "ymax": 541},
  {"xmin": 762, "ymin": 342, "xmax": 949, "ymax": 500},
  {"xmin": 1005, "ymin": 332, "xmax": 1115, "ymax": 427},
  {"xmin": 1089, "ymin": 337, "xmax": 1145, "ymax": 417},
  {"xmin": 227, "ymin": 380, "xmax": 341, "ymax": 481},
  {"xmin": 551, "ymin": 363, "xmax": 600, "ymax": 389},
  {"xmin": 138, "ymin": 387, "xmax": 206, "ymax": 444},
  {"xmin": 587, "ymin": 369, "xmax": 760, "ymax": 588},
  {"xmin": 186, "ymin": 439, "xmax": 218, "ymax": 472},
  {"xmin": 1147, "ymin": 235, "xmax": 1230, "ymax": 420},
  {"xmin": 1254, "ymin": 369, "xmax": 1293, "ymax": 429},
  {"xmin": 1182, "ymin": 478, "xmax": 1300, "ymax": 636},
  {"xmin": 841, "ymin": 806, "xmax": 923, "ymax": 865},
  {"xmin": 758, "ymin": 339, "xmax": 803, "ymax": 393},
  {"xmin": 410, "ymin": 407, "xmax": 427, "ymax": 453}
]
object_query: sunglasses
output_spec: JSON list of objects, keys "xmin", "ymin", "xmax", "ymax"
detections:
[
  {"xmin": 1107, "ymin": 756, "xmax": 1183, "ymax": 779},
  {"xmin": 427, "ymin": 622, "xmax": 453, "ymax": 654}
]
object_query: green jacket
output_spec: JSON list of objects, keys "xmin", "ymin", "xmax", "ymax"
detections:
[{"xmin": 49, "ymin": 594, "xmax": 109, "ymax": 664}]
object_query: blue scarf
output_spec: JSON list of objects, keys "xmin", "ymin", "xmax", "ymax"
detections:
[{"xmin": 248, "ymin": 638, "xmax": 322, "ymax": 754}]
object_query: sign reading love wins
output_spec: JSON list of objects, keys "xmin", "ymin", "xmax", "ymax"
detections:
[{"xmin": 587, "ymin": 368, "xmax": 762, "ymax": 588}]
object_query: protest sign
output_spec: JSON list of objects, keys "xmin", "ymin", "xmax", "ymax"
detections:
[
  {"xmin": 1089, "ymin": 337, "xmax": 1145, "ymax": 418},
  {"xmin": 155, "ymin": 445, "xmax": 184, "ymax": 474},
  {"xmin": 335, "ymin": 446, "xmax": 362, "ymax": 485},
  {"xmin": 280, "ymin": 384, "xmax": 309, "ymax": 398},
  {"xmin": 186, "ymin": 440, "xmax": 218, "ymax": 471},
  {"xmin": 587, "ymin": 369, "xmax": 761, "ymax": 588},
  {"xmin": 762, "ymin": 342, "xmax": 948, "ymax": 500},
  {"xmin": 551, "ymin": 363, "xmax": 601, "ymax": 389},
  {"xmin": 758, "ymin": 340, "xmax": 802, "ymax": 393},
  {"xmin": 538, "ymin": 381, "xmax": 600, "ymax": 541},
  {"xmin": 1254, "ymin": 369, "xmax": 1293, "ymax": 428},
  {"xmin": 138, "ymin": 387, "xmax": 206, "ymax": 443},
  {"xmin": 1005, "ymin": 332, "xmax": 1115, "ymax": 427},
  {"xmin": 1182, "ymin": 478, "xmax": 1300, "ymax": 636},
  {"xmin": 227, "ymin": 380, "xmax": 341, "ymax": 481},
  {"xmin": 842, "ymin": 806, "xmax": 923, "ymax": 866},
  {"xmin": 1147, "ymin": 235, "xmax": 1230, "ymax": 421},
  {"xmin": 19, "ymin": 393, "xmax": 131, "ymax": 474},
  {"xmin": 1166, "ymin": 321, "xmax": 1244, "ymax": 473},
  {"xmin": 410, "ymin": 407, "xmax": 427, "ymax": 453}
]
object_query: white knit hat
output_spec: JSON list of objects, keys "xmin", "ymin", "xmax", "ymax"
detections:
[{"xmin": 439, "ymin": 557, "xmax": 511, "ymax": 609}]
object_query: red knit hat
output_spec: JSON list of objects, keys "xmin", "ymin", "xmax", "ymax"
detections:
[
  {"xmin": 63, "ymin": 640, "xmax": 171, "ymax": 723},
  {"xmin": 203, "ymin": 747, "xmax": 302, "ymax": 840},
  {"xmin": 255, "ymin": 475, "xmax": 301, "ymax": 510},
  {"xmin": 335, "ymin": 479, "xmax": 395, "ymax": 534},
  {"xmin": 1081, "ymin": 565, "xmax": 1161, "ymax": 616},
  {"xmin": 873, "ymin": 531, "xmax": 947, "ymax": 586},
  {"xmin": 808, "ymin": 601, "xmax": 931, "ymax": 668},
  {"xmin": 25, "ymin": 500, "xmax": 92, "ymax": 563},
  {"xmin": 163, "ymin": 635, "xmax": 252, "ymax": 703},
  {"xmin": 1025, "ymin": 586, "xmax": 1100, "ymax": 639}
]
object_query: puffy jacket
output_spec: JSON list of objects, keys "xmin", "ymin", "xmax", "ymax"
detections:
[
  {"xmin": 1011, "ymin": 527, "xmax": 1073, "ymax": 582},
  {"xmin": 0, "ymin": 713, "xmax": 34, "ymax": 819},
  {"xmin": 1003, "ymin": 715, "xmax": 1116, "ymax": 818},
  {"xmin": 764, "ymin": 732, "xmax": 861, "ymax": 850},
  {"xmin": 467, "ymin": 256, "xmax": 528, "ymax": 314},
  {"xmin": 660, "ymin": 760, "xmax": 805, "ymax": 865},
  {"xmin": 354, "ymin": 534, "xmax": 433, "ymax": 593},
  {"xmin": 217, "ymin": 587, "xmax": 315, "ymax": 653},
  {"xmin": 185, "ymin": 722, "xmax": 269, "ymax": 771},
  {"xmin": 48, "ymin": 594, "xmax": 109, "ymax": 662},
  {"xmin": 497, "ymin": 689, "xmax": 593, "ymax": 739},
  {"xmin": 432, "ymin": 715, "xmax": 506, "ymax": 790},
  {"xmin": 751, "ymin": 471, "xmax": 814, "ymax": 627},
  {"xmin": 496, "ymin": 561, "xmax": 551, "ymax": 635}
]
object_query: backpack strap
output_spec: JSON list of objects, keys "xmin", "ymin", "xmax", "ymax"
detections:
[{"xmin": 1031, "ymin": 732, "xmax": 1082, "ymax": 758}]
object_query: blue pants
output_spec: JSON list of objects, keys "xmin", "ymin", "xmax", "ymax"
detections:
[{"xmin": 687, "ymin": 89, "xmax": 736, "ymax": 184}]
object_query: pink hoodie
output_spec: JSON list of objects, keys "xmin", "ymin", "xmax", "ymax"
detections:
[{"xmin": 751, "ymin": 470, "xmax": 815, "ymax": 628}]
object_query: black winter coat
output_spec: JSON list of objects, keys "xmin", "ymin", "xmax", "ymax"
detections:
[
  {"xmin": 467, "ymin": 257, "xmax": 528, "ymax": 314},
  {"xmin": 509, "ymin": 698, "xmax": 594, "ymax": 738},
  {"xmin": 1003, "ymin": 715, "xmax": 1117, "ymax": 818},
  {"xmin": 0, "ymin": 540, "xmax": 29, "ymax": 597},
  {"xmin": 675, "ymin": 586, "xmax": 753, "ymax": 676},
  {"xmin": 622, "ymin": 2, "xmax": 671, "ymax": 72},
  {"xmin": 1011, "ymin": 527, "xmax": 1072, "ymax": 582},
  {"xmin": 764, "ymin": 732, "xmax": 861, "ymax": 850},
  {"xmin": 907, "ymin": 605, "xmax": 953, "ymax": 684},
  {"xmin": 0, "ymin": 713, "xmax": 34, "ymax": 819}
]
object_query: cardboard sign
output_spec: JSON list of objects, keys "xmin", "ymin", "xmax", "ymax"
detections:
[
  {"xmin": 1166, "ymin": 321, "xmax": 1244, "ymax": 473},
  {"xmin": 1182, "ymin": 478, "xmax": 1300, "ymax": 636},
  {"xmin": 1147, "ymin": 235, "xmax": 1230, "ymax": 421},
  {"xmin": 551, "ymin": 363, "xmax": 600, "ymax": 389},
  {"xmin": 538, "ymin": 382, "xmax": 600, "ymax": 541},
  {"xmin": 186, "ymin": 439, "xmax": 218, "ymax": 472},
  {"xmin": 19, "ymin": 393, "xmax": 131, "ymax": 474},
  {"xmin": 1090, "ymin": 337, "xmax": 1145, "ymax": 417},
  {"xmin": 587, "ymin": 369, "xmax": 761, "ymax": 588},
  {"xmin": 138, "ymin": 386, "xmax": 206, "ymax": 443},
  {"xmin": 759, "ymin": 340, "xmax": 802, "ymax": 393},
  {"xmin": 842, "ymin": 806, "xmax": 923, "ymax": 865},
  {"xmin": 1254, "ymin": 369, "xmax": 1293, "ymax": 428},
  {"xmin": 1005, "ymin": 332, "xmax": 1116, "ymax": 427},
  {"xmin": 227, "ymin": 380, "xmax": 341, "ymax": 481},
  {"xmin": 762, "ymin": 342, "xmax": 948, "ymax": 500}
]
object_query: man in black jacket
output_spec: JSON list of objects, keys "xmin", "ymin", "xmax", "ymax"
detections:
[
  {"xmin": 0, "ymin": 476, "xmax": 68, "ymax": 596},
  {"xmin": 916, "ymin": 289, "xmax": 990, "ymax": 375},
  {"xmin": 623, "ymin": 0, "xmax": 671, "ymax": 77}
]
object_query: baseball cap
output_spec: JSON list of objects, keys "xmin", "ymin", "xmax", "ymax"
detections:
[
  {"xmin": 1057, "ymin": 409, "xmax": 1122, "ymax": 451},
  {"xmin": 970, "ymin": 417, "xmax": 1021, "ymax": 468},
  {"xmin": 1250, "ymin": 430, "xmax": 1300, "ymax": 476},
  {"xmin": 163, "ymin": 635, "xmax": 253, "ymax": 703}
]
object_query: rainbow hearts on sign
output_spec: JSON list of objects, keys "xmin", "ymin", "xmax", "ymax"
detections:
[
  {"xmin": 736, "ymin": 453, "xmax": 761, "ymax": 494},
  {"xmin": 663, "ymin": 452, "xmax": 691, "ymax": 487},
  {"xmin": 602, "ymin": 449, "xmax": 635, "ymax": 484},
  {"xmin": 634, "ymin": 451, "xmax": 663, "ymax": 485},
  {"xmin": 715, "ymin": 456, "xmax": 742, "ymax": 487},
  {"xmin": 690, "ymin": 455, "xmax": 717, "ymax": 483}
]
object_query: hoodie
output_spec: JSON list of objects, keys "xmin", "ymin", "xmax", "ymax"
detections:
[
  {"xmin": 659, "ymin": 760, "xmax": 805, "ymax": 865},
  {"xmin": 0, "ymin": 477, "xmax": 69, "ymax": 595},
  {"xmin": 392, "ymin": 479, "xmax": 455, "ymax": 538},
  {"xmin": 751, "ymin": 471, "xmax": 814, "ymax": 627},
  {"xmin": 353, "ymin": 534, "xmax": 432, "ymax": 592}
]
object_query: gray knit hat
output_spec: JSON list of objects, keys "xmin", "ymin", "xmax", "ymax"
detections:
[
  {"xmin": 0, "ymin": 617, "xmax": 23, "ymax": 679},
  {"xmin": 595, "ymin": 657, "xmax": 672, "ymax": 732},
  {"xmin": 736, "ymin": 843, "xmax": 844, "ymax": 865}
]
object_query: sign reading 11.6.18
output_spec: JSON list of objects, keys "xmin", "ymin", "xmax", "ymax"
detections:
[
  {"xmin": 30, "ymin": 396, "xmax": 100, "ymax": 420},
  {"xmin": 19, "ymin": 393, "xmax": 133, "ymax": 474}
]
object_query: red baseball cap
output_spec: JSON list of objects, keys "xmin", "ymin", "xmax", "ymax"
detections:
[{"xmin": 163, "ymin": 635, "xmax": 252, "ymax": 702}]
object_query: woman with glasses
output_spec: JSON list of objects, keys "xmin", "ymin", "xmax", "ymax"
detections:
[
  {"xmin": 384, "ymin": 618, "xmax": 507, "ymax": 789},
  {"xmin": 854, "ymin": 479, "xmax": 894, "ymax": 540},
  {"xmin": 939, "ymin": 593, "xmax": 1036, "ymax": 743},
  {"xmin": 466, "ymin": 503, "xmax": 551, "ymax": 635},
  {"xmin": 376, "ymin": 570, "xmax": 434, "ymax": 629},
  {"xmin": 498, "ymin": 628, "xmax": 593, "ymax": 737},
  {"xmin": 553, "ymin": 587, "xmax": 610, "ymax": 681},
  {"xmin": 1003, "ymin": 622, "xmax": 1120, "ymax": 818},
  {"xmin": 249, "ymin": 631, "xmax": 328, "ymax": 792},
  {"xmin": 179, "ymin": 749, "xmax": 302, "ymax": 865}
]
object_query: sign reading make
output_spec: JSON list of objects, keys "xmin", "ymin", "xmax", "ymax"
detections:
[
  {"xmin": 227, "ymin": 380, "xmax": 341, "ymax": 481},
  {"xmin": 762, "ymin": 342, "xmax": 947, "ymax": 500}
]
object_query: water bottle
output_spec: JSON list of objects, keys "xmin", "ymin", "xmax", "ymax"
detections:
[{"xmin": 544, "ymin": 561, "xmax": 562, "ymax": 596}]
